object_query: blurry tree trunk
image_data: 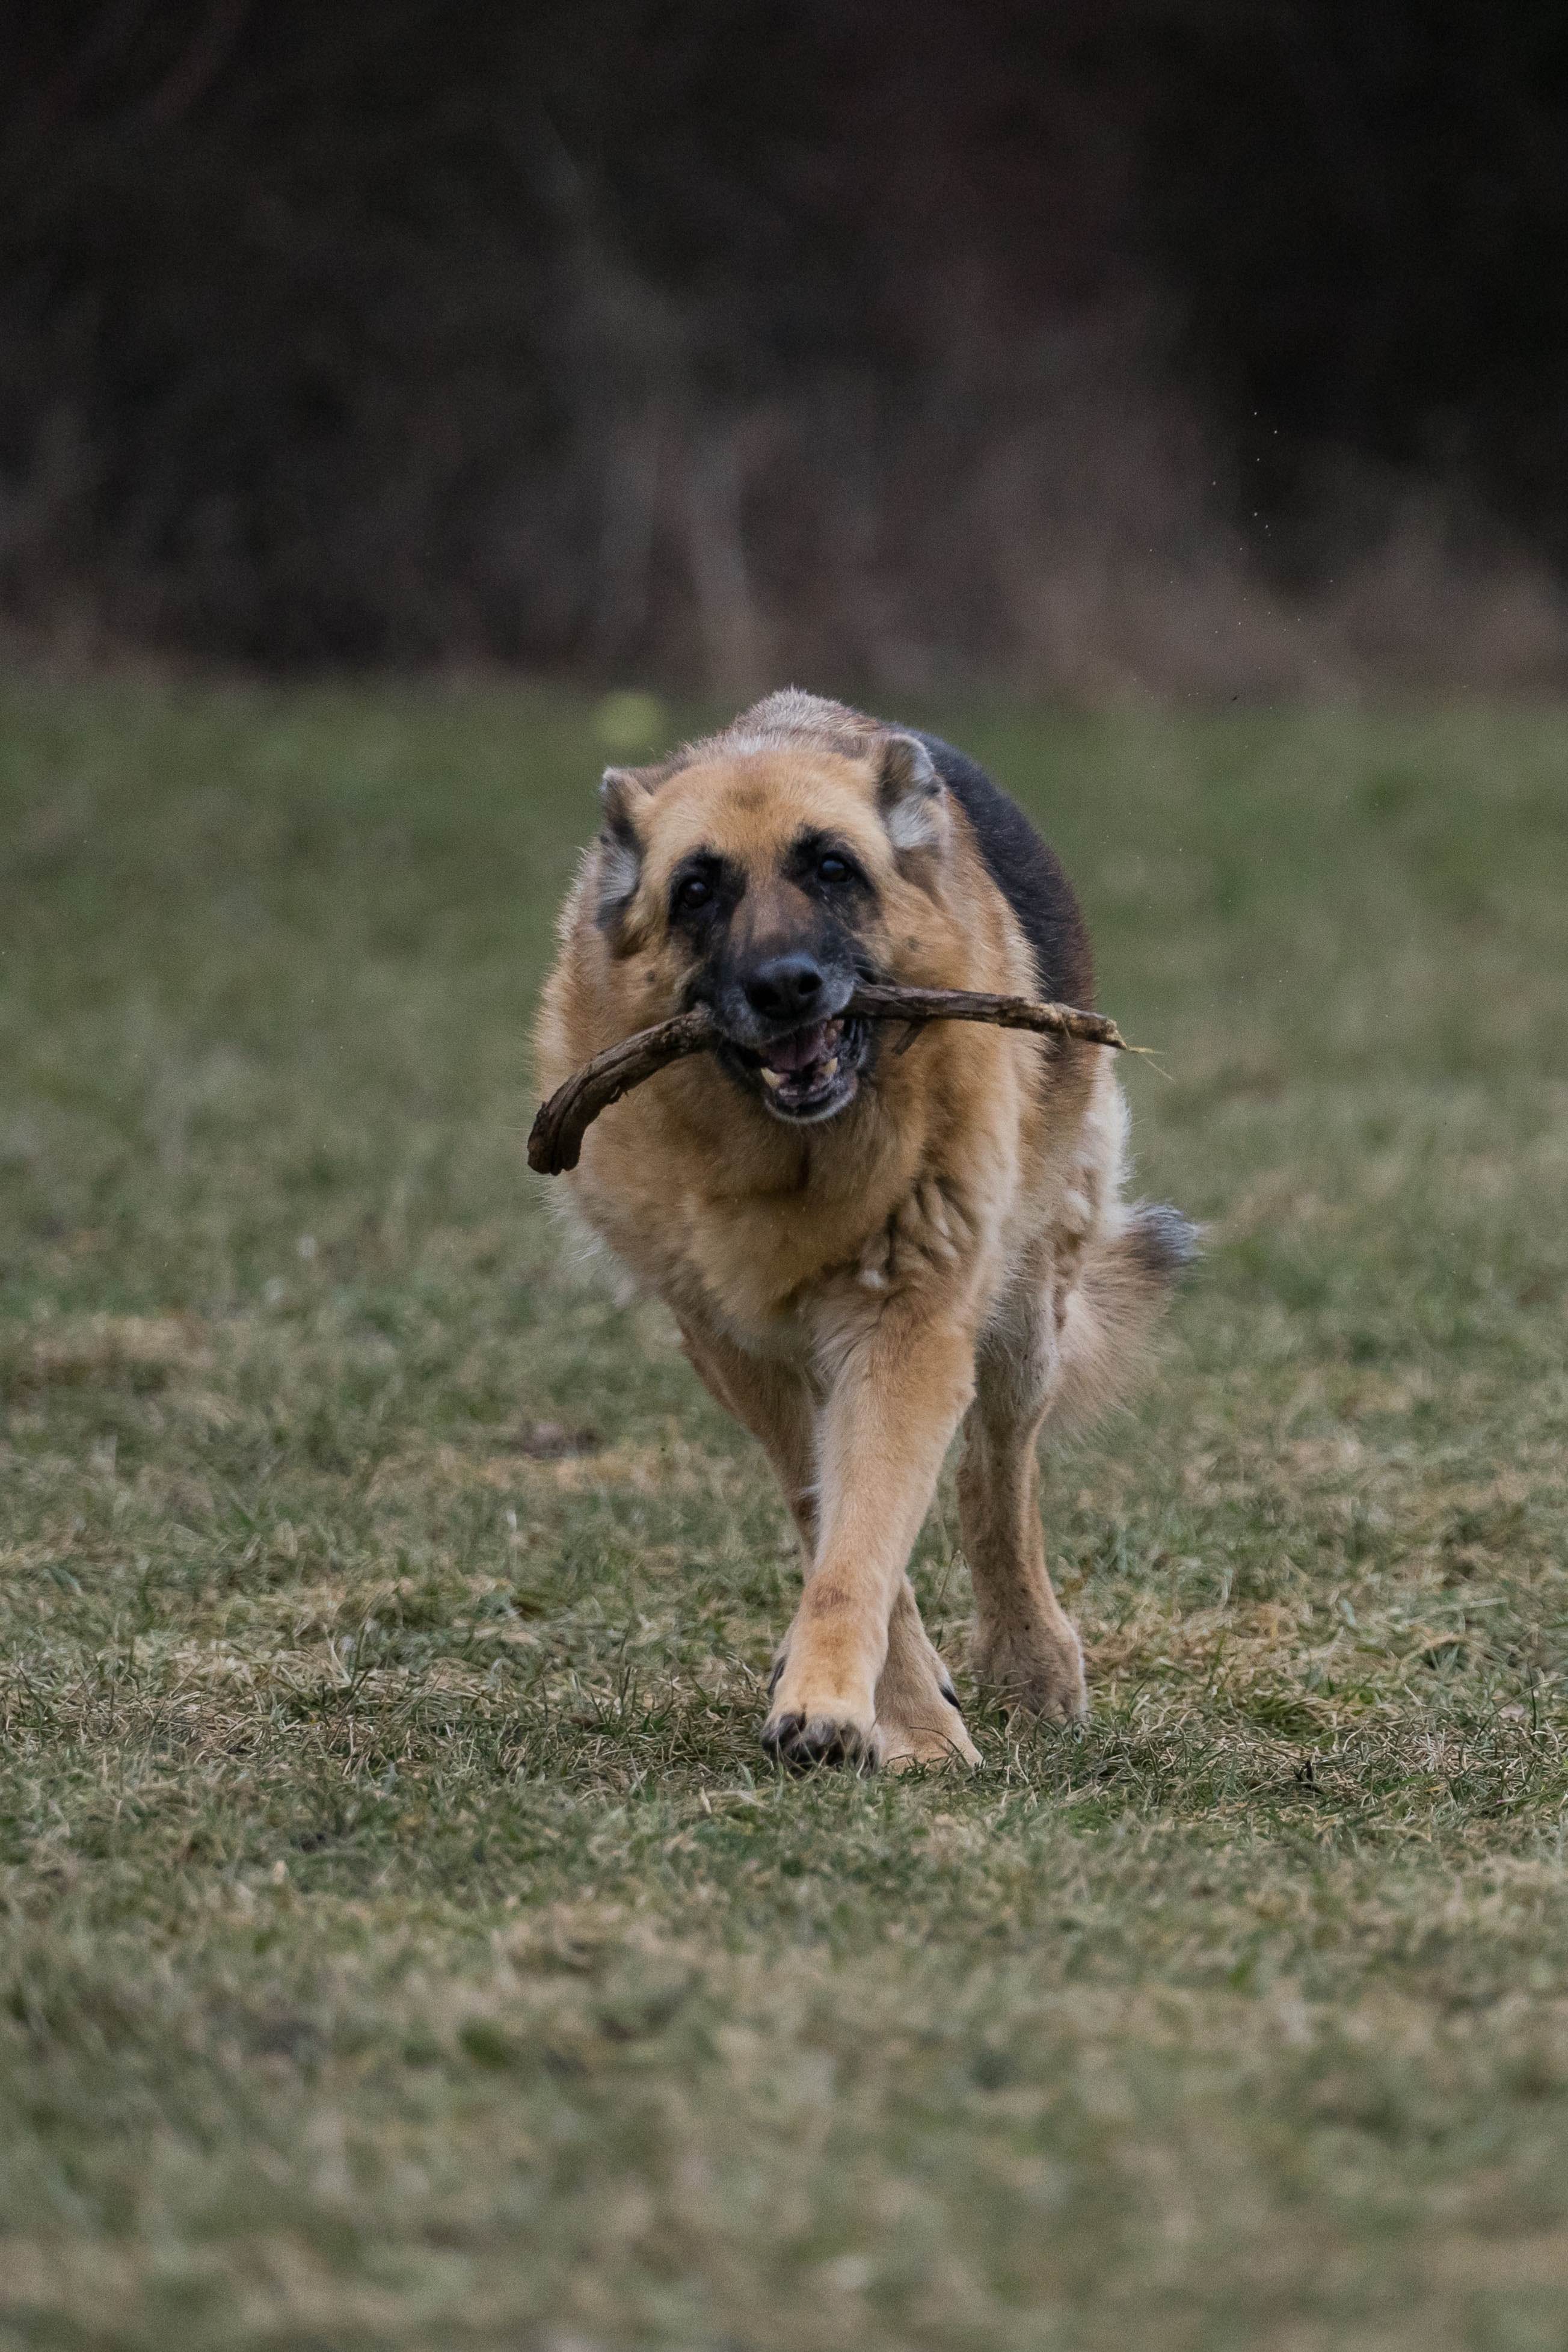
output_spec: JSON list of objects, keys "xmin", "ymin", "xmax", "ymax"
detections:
[
  {"xmin": 588, "ymin": 406, "xmax": 666, "ymax": 667},
  {"xmin": 682, "ymin": 416, "xmax": 769, "ymax": 699}
]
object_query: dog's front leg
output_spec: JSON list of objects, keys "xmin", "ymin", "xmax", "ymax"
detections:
[{"xmin": 763, "ymin": 1306, "xmax": 977, "ymax": 1770}]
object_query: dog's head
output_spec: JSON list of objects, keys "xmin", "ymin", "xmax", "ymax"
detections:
[{"xmin": 591, "ymin": 730, "xmax": 949, "ymax": 1125}]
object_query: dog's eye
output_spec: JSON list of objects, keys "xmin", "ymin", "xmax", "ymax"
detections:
[
  {"xmin": 817, "ymin": 854, "xmax": 850, "ymax": 884},
  {"xmin": 674, "ymin": 873, "xmax": 712, "ymax": 911}
]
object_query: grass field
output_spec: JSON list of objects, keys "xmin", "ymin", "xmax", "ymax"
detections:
[{"xmin": 1, "ymin": 678, "xmax": 1566, "ymax": 2351}]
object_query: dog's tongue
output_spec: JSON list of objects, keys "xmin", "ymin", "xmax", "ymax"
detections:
[{"xmin": 761, "ymin": 1018, "xmax": 838, "ymax": 1074}]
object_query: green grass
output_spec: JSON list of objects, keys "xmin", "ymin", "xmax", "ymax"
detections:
[{"xmin": 1, "ymin": 677, "xmax": 1566, "ymax": 2351}]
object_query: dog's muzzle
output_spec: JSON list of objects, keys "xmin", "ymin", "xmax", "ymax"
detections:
[{"xmin": 716, "ymin": 1011, "xmax": 870, "ymax": 1124}]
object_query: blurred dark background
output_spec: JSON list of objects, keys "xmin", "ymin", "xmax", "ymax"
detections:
[{"xmin": 3, "ymin": 0, "xmax": 1566, "ymax": 697}]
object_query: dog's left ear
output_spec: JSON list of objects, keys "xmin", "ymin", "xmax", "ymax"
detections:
[
  {"xmin": 877, "ymin": 733, "xmax": 948, "ymax": 855},
  {"xmin": 595, "ymin": 763, "xmax": 663, "ymax": 934}
]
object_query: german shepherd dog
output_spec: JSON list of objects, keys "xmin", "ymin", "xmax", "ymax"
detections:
[{"xmin": 536, "ymin": 692, "xmax": 1194, "ymax": 1769}]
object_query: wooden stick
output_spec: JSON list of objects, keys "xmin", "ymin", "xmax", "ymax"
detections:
[
  {"xmin": 527, "ymin": 1006, "xmax": 719, "ymax": 1174},
  {"xmin": 528, "ymin": 984, "xmax": 1139, "ymax": 1175},
  {"xmin": 847, "ymin": 982, "xmax": 1131, "ymax": 1053}
]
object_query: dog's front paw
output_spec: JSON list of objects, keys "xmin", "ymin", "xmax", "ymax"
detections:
[
  {"xmin": 973, "ymin": 1621, "xmax": 1087, "ymax": 1724},
  {"xmin": 761, "ymin": 1685, "xmax": 881, "ymax": 1773}
]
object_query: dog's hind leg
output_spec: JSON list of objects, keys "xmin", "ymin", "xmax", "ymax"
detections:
[
  {"xmin": 958, "ymin": 1279, "xmax": 1087, "ymax": 1723},
  {"xmin": 875, "ymin": 1576, "xmax": 981, "ymax": 1769},
  {"xmin": 678, "ymin": 1320, "xmax": 818, "ymax": 1557},
  {"xmin": 960, "ymin": 1190, "xmax": 1195, "ymax": 1721}
]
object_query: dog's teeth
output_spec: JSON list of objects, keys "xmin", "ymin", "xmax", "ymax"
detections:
[
  {"xmin": 820, "ymin": 1057, "xmax": 838, "ymax": 1079},
  {"xmin": 760, "ymin": 1067, "xmax": 786, "ymax": 1089}
]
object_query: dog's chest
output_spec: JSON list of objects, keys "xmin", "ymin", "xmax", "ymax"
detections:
[
  {"xmin": 584, "ymin": 1120, "xmax": 926, "ymax": 1335},
  {"xmin": 680, "ymin": 1174, "xmax": 903, "ymax": 1330}
]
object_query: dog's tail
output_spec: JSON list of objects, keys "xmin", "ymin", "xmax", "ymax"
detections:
[{"xmin": 1052, "ymin": 1196, "xmax": 1200, "ymax": 1431}]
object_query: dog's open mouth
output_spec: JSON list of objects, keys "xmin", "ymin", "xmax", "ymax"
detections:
[{"xmin": 723, "ymin": 1015, "xmax": 867, "ymax": 1124}]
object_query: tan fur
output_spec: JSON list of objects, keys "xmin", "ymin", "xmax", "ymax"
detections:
[{"xmin": 535, "ymin": 691, "xmax": 1182, "ymax": 1769}]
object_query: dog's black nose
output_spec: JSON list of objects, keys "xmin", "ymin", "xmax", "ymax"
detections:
[{"xmin": 743, "ymin": 952, "xmax": 824, "ymax": 1023}]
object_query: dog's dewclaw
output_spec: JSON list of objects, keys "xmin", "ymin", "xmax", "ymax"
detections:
[{"xmin": 527, "ymin": 984, "xmax": 1137, "ymax": 1175}]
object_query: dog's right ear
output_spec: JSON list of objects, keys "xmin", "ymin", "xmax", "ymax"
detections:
[
  {"xmin": 877, "ymin": 733, "xmax": 948, "ymax": 857},
  {"xmin": 595, "ymin": 765, "xmax": 659, "ymax": 934}
]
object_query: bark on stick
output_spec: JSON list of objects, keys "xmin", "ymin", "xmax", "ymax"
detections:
[{"xmin": 528, "ymin": 984, "xmax": 1137, "ymax": 1175}]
